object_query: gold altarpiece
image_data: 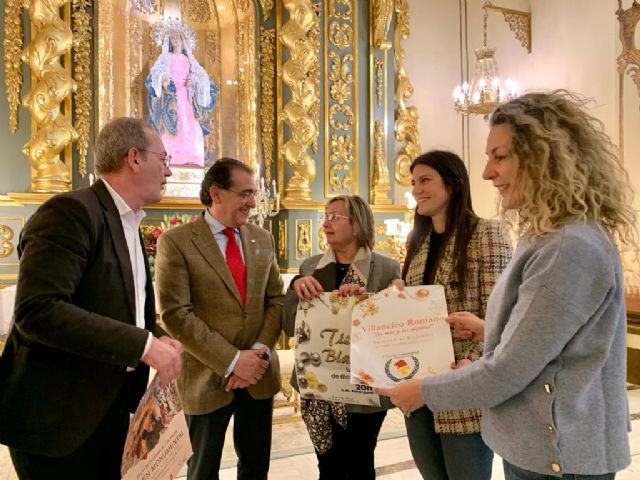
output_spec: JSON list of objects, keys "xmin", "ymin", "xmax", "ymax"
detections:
[{"xmin": 1, "ymin": 0, "xmax": 421, "ymax": 279}]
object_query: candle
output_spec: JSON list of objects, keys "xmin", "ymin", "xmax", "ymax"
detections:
[{"xmin": 272, "ymin": 180, "xmax": 276, "ymax": 196}]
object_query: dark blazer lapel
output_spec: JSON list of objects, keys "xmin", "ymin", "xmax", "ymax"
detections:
[
  {"xmin": 191, "ymin": 217, "xmax": 243, "ymax": 306},
  {"xmin": 92, "ymin": 179, "xmax": 137, "ymax": 323}
]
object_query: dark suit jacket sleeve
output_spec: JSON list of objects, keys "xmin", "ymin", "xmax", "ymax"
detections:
[
  {"xmin": 255, "ymin": 234, "xmax": 284, "ymax": 349},
  {"xmin": 13, "ymin": 195, "xmax": 149, "ymax": 368}
]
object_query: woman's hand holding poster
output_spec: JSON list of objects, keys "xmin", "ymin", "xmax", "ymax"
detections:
[{"xmin": 350, "ymin": 286, "xmax": 455, "ymax": 388}]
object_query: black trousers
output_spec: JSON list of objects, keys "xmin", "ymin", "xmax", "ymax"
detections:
[
  {"xmin": 186, "ymin": 389, "xmax": 273, "ymax": 480},
  {"xmin": 9, "ymin": 374, "xmax": 137, "ymax": 480},
  {"xmin": 316, "ymin": 410, "xmax": 387, "ymax": 480}
]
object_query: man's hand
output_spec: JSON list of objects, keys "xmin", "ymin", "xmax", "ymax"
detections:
[
  {"xmin": 232, "ymin": 348, "xmax": 269, "ymax": 383},
  {"xmin": 142, "ymin": 336, "xmax": 182, "ymax": 387},
  {"xmin": 225, "ymin": 373, "xmax": 251, "ymax": 392}
]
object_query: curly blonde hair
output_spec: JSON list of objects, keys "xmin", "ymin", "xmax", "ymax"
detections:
[{"xmin": 490, "ymin": 90, "xmax": 637, "ymax": 247}]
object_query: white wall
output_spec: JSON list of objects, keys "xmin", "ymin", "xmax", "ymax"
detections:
[{"xmin": 403, "ymin": 0, "xmax": 638, "ymax": 218}]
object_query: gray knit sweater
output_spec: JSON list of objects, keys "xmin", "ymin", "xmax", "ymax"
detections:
[{"xmin": 422, "ymin": 221, "xmax": 630, "ymax": 477}]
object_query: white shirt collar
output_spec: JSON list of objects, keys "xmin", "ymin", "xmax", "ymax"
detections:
[
  {"xmin": 102, "ymin": 179, "xmax": 146, "ymax": 223},
  {"xmin": 204, "ymin": 208, "xmax": 238, "ymax": 235}
]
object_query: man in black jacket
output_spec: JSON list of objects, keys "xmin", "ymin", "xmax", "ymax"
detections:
[{"xmin": 0, "ymin": 117, "xmax": 183, "ymax": 479}]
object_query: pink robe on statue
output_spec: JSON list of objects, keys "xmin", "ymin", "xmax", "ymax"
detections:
[{"xmin": 163, "ymin": 53, "xmax": 205, "ymax": 167}]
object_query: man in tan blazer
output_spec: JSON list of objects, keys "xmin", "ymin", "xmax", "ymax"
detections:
[{"xmin": 156, "ymin": 158, "xmax": 284, "ymax": 480}]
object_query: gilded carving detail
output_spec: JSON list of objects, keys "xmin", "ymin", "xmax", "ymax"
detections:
[
  {"xmin": 21, "ymin": 0, "xmax": 77, "ymax": 192},
  {"xmin": 260, "ymin": 28, "xmax": 276, "ymax": 183},
  {"xmin": 129, "ymin": 15, "xmax": 142, "ymax": 119},
  {"xmin": 372, "ymin": 0, "xmax": 393, "ymax": 50},
  {"xmin": 375, "ymin": 58, "xmax": 384, "ymax": 107},
  {"xmin": 0, "ymin": 225, "xmax": 14, "ymax": 258},
  {"xmin": 371, "ymin": 120, "xmax": 391, "ymax": 205},
  {"xmin": 131, "ymin": 0, "xmax": 159, "ymax": 14},
  {"xmin": 326, "ymin": 0, "xmax": 355, "ymax": 195},
  {"xmin": 280, "ymin": 0, "xmax": 319, "ymax": 201},
  {"xmin": 329, "ymin": 22, "xmax": 352, "ymax": 49},
  {"xmin": 181, "ymin": 0, "xmax": 211, "ymax": 22},
  {"xmin": 318, "ymin": 226, "xmax": 328, "ymax": 252},
  {"xmin": 278, "ymin": 219, "xmax": 288, "ymax": 259},
  {"xmin": 259, "ymin": 0, "xmax": 274, "ymax": 21},
  {"xmin": 3, "ymin": 0, "xmax": 24, "ymax": 133},
  {"xmin": 393, "ymin": 0, "xmax": 421, "ymax": 186},
  {"xmin": 71, "ymin": 0, "xmax": 92, "ymax": 178},
  {"xmin": 486, "ymin": 3, "xmax": 532, "ymax": 54},
  {"xmin": 617, "ymin": 1, "xmax": 640, "ymax": 101},
  {"xmin": 296, "ymin": 220, "xmax": 312, "ymax": 259}
]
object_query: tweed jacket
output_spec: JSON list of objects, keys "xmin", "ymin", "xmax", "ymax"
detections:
[
  {"xmin": 423, "ymin": 222, "xmax": 630, "ymax": 476},
  {"xmin": 405, "ymin": 218, "xmax": 512, "ymax": 434},
  {"xmin": 282, "ymin": 250, "xmax": 401, "ymax": 413},
  {"xmin": 156, "ymin": 215, "xmax": 284, "ymax": 415}
]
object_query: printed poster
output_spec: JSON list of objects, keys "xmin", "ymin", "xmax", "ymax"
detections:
[
  {"xmin": 294, "ymin": 293, "xmax": 381, "ymax": 406},
  {"xmin": 121, "ymin": 374, "xmax": 193, "ymax": 480},
  {"xmin": 350, "ymin": 286, "xmax": 455, "ymax": 388}
]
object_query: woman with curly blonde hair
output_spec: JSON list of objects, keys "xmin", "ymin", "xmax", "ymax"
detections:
[{"xmin": 378, "ymin": 90, "xmax": 637, "ymax": 480}]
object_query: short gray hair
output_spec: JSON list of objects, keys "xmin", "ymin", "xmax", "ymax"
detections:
[
  {"xmin": 327, "ymin": 195, "xmax": 375, "ymax": 250},
  {"xmin": 94, "ymin": 117, "xmax": 152, "ymax": 174}
]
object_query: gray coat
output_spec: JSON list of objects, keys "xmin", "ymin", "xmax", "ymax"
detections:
[
  {"xmin": 422, "ymin": 221, "xmax": 630, "ymax": 477},
  {"xmin": 282, "ymin": 251, "xmax": 401, "ymax": 413}
]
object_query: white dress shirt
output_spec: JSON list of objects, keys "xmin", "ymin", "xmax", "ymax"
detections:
[{"xmin": 102, "ymin": 180, "xmax": 153, "ymax": 362}]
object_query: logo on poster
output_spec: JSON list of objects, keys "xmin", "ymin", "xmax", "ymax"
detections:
[{"xmin": 384, "ymin": 356, "xmax": 420, "ymax": 382}]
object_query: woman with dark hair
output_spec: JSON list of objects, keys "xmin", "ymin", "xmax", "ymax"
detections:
[
  {"xmin": 397, "ymin": 150, "xmax": 512, "ymax": 480},
  {"xmin": 282, "ymin": 195, "xmax": 401, "ymax": 480}
]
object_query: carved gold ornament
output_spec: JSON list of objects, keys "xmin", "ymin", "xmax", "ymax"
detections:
[
  {"xmin": 393, "ymin": 0, "xmax": 421, "ymax": 186},
  {"xmin": 279, "ymin": 219, "xmax": 288, "ymax": 260},
  {"xmin": 4, "ymin": 0, "xmax": 24, "ymax": 133},
  {"xmin": 326, "ymin": 0, "xmax": 356, "ymax": 195},
  {"xmin": 318, "ymin": 226, "xmax": 328, "ymax": 252},
  {"xmin": 372, "ymin": 0, "xmax": 393, "ymax": 50},
  {"xmin": 296, "ymin": 220, "xmax": 313, "ymax": 259},
  {"xmin": 281, "ymin": 0, "xmax": 319, "ymax": 201},
  {"xmin": 71, "ymin": 0, "xmax": 92, "ymax": 178},
  {"xmin": 375, "ymin": 58, "xmax": 384, "ymax": 107},
  {"xmin": 485, "ymin": 2, "xmax": 532, "ymax": 54},
  {"xmin": 259, "ymin": 0, "xmax": 274, "ymax": 21},
  {"xmin": 617, "ymin": 1, "xmax": 640, "ymax": 104},
  {"xmin": 21, "ymin": 0, "xmax": 77, "ymax": 193},
  {"xmin": 182, "ymin": 0, "xmax": 211, "ymax": 23},
  {"xmin": 260, "ymin": 28, "xmax": 276, "ymax": 183},
  {"xmin": 371, "ymin": 120, "xmax": 391, "ymax": 205},
  {"xmin": 0, "ymin": 225, "xmax": 14, "ymax": 258}
]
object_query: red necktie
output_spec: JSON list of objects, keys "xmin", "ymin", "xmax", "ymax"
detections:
[{"xmin": 223, "ymin": 227, "xmax": 246, "ymax": 304}]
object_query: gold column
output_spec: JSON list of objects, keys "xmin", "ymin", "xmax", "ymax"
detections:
[
  {"xmin": 21, "ymin": 0, "xmax": 77, "ymax": 193},
  {"xmin": 393, "ymin": 0, "xmax": 421, "ymax": 187},
  {"xmin": 280, "ymin": 0, "xmax": 319, "ymax": 201}
]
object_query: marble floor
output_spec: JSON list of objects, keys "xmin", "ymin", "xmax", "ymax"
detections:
[{"xmin": 1, "ymin": 387, "xmax": 639, "ymax": 479}]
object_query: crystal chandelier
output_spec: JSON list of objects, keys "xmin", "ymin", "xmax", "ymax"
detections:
[
  {"xmin": 249, "ymin": 163, "xmax": 280, "ymax": 229},
  {"xmin": 453, "ymin": 1, "xmax": 519, "ymax": 118}
]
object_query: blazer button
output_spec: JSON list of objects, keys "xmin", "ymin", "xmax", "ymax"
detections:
[
  {"xmin": 547, "ymin": 424, "xmax": 555, "ymax": 433},
  {"xmin": 243, "ymin": 312, "xmax": 248, "ymax": 319},
  {"xmin": 550, "ymin": 463, "xmax": 561, "ymax": 473},
  {"xmin": 544, "ymin": 383, "xmax": 553, "ymax": 395}
]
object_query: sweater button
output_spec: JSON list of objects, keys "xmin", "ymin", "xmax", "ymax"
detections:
[
  {"xmin": 551, "ymin": 463, "xmax": 561, "ymax": 473},
  {"xmin": 544, "ymin": 383, "xmax": 553, "ymax": 394}
]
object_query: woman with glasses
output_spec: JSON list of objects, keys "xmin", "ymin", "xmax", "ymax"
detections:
[
  {"xmin": 378, "ymin": 91, "xmax": 637, "ymax": 480},
  {"xmin": 392, "ymin": 150, "xmax": 512, "ymax": 480},
  {"xmin": 282, "ymin": 195, "xmax": 401, "ymax": 480}
]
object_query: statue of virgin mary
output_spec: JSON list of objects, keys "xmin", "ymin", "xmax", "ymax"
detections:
[{"xmin": 145, "ymin": 18, "xmax": 219, "ymax": 167}]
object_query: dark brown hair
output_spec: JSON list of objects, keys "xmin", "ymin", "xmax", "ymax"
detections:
[
  {"xmin": 401, "ymin": 150, "xmax": 479, "ymax": 297},
  {"xmin": 199, "ymin": 157, "xmax": 253, "ymax": 206}
]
